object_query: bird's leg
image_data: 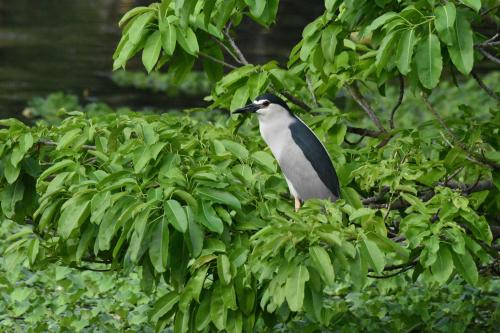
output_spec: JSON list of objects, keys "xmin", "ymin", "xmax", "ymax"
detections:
[{"xmin": 294, "ymin": 197, "xmax": 301, "ymax": 212}]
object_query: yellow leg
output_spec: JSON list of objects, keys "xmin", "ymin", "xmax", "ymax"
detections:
[{"xmin": 294, "ymin": 197, "xmax": 301, "ymax": 212}]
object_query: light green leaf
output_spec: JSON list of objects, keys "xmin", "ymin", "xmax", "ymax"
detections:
[
  {"xmin": 149, "ymin": 218, "xmax": 170, "ymax": 273},
  {"xmin": 128, "ymin": 12, "xmax": 155, "ymax": 44},
  {"xmin": 199, "ymin": 200, "xmax": 224, "ymax": 234},
  {"xmin": 210, "ymin": 284, "xmax": 227, "ymax": 330},
  {"xmin": 217, "ymin": 254, "xmax": 232, "ymax": 285},
  {"xmin": 435, "ymin": 3, "xmax": 456, "ymax": 46},
  {"xmin": 176, "ymin": 26, "xmax": 199, "ymax": 55},
  {"xmin": 360, "ymin": 236, "xmax": 385, "ymax": 275},
  {"xmin": 396, "ymin": 28, "xmax": 416, "ymax": 75},
  {"xmin": 118, "ymin": 6, "xmax": 153, "ymax": 27},
  {"xmin": 165, "ymin": 199, "xmax": 188, "ymax": 233},
  {"xmin": 159, "ymin": 17, "xmax": 177, "ymax": 55},
  {"xmin": 321, "ymin": 24, "xmax": 341, "ymax": 62},
  {"xmin": 416, "ymin": 33, "xmax": 442, "ymax": 89},
  {"xmin": 56, "ymin": 128, "xmax": 81, "ymax": 150},
  {"xmin": 448, "ymin": 10, "xmax": 474, "ymax": 75},
  {"xmin": 459, "ymin": 0, "xmax": 481, "ymax": 12},
  {"xmin": 57, "ymin": 196, "xmax": 91, "ymax": 239},
  {"xmin": 309, "ymin": 246, "xmax": 335, "ymax": 286},
  {"xmin": 431, "ymin": 244, "xmax": 453, "ymax": 284},
  {"xmin": 251, "ymin": 151, "xmax": 276, "ymax": 172},
  {"xmin": 375, "ymin": 31, "xmax": 398, "ymax": 73},
  {"xmin": 1, "ymin": 181, "xmax": 24, "ymax": 219},
  {"xmin": 4, "ymin": 159, "xmax": 20, "ymax": 184},
  {"xmin": 221, "ymin": 140, "xmax": 249, "ymax": 160},
  {"xmin": 142, "ymin": 31, "xmax": 162, "ymax": 73},
  {"xmin": 364, "ymin": 12, "xmax": 398, "ymax": 35},
  {"xmin": 452, "ymin": 250, "xmax": 478, "ymax": 285},
  {"xmin": 196, "ymin": 295, "xmax": 211, "ymax": 330},
  {"xmin": 150, "ymin": 291, "xmax": 179, "ymax": 323},
  {"xmin": 230, "ymin": 85, "xmax": 249, "ymax": 111},
  {"xmin": 285, "ymin": 265, "xmax": 310, "ymax": 312},
  {"xmin": 196, "ymin": 187, "xmax": 241, "ymax": 210},
  {"xmin": 186, "ymin": 206, "xmax": 204, "ymax": 257}
]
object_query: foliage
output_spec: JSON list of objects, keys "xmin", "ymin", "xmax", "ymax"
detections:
[
  {"xmin": 112, "ymin": 70, "xmax": 212, "ymax": 97},
  {"xmin": 1, "ymin": 0, "xmax": 499, "ymax": 332}
]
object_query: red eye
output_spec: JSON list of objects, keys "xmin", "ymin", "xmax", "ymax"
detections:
[{"xmin": 262, "ymin": 100, "xmax": 270, "ymax": 107}]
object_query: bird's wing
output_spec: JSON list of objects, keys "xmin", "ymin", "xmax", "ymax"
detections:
[{"xmin": 288, "ymin": 117, "xmax": 340, "ymax": 198}]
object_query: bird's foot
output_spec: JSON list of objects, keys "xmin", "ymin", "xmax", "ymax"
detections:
[{"xmin": 294, "ymin": 197, "xmax": 301, "ymax": 212}]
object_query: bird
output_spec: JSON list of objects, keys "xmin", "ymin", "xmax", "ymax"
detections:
[{"xmin": 234, "ymin": 93, "xmax": 340, "ymax": 211}]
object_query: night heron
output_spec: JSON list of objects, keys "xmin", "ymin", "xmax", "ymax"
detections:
[{"xmin": 234, "ymin": 93, "xmax": 340, "ymax": 211}]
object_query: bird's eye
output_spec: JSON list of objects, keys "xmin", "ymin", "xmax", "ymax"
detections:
[{"xmin": 262, "ymin": 100, "xmax": 270, "ymax": 107}]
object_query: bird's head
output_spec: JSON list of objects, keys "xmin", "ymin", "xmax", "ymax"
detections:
[{"xmin": 233, "ymin": 93, "xmax": 291, "ymax": 118}]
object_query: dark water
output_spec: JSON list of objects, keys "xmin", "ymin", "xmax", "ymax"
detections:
[{"xmin": 0, "ymin": 0, "xmax": 323, "ymax": 119}]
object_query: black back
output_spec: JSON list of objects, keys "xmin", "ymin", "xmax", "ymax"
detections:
[{"xmin": 289, "ymin": 117, "xmax": 341, "ymax": 198}]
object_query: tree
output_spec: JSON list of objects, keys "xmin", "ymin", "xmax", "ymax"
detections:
[{"xmin": 1, "ymin": 0, "xmax": 499, "ymax": 331}]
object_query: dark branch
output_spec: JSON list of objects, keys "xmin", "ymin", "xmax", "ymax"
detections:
[
  {"xmin": 39, "ymin": 139, "xmax": 96, "ymax": 150},
  {"xmin": 390, "ymin": 74, "xmax": 405, "ymax": 130},
  {"xmin": 346, "ymin": 126, "xmax": 382, "ymax": 138},
  {"xmin": 347, "ymin": 83, "xmax": 387, "ymax": 133},
  {"xmin": 199, "ymin": 51, "xmax": 238, "ymax": 69},
  {"xmin": 471, "ymin": 70, "xmax": 500, "ymax": 101},
  {"xmin": 476, "ymin": 47, "xmax": 500, "ymax": 65},
  {"xmin": 223, "ymin": 29, "xmax": 249, "ymax": 65}
]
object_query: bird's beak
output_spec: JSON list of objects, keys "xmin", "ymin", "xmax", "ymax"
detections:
[{"xmin": 233, "ymin": 103, "xmax": 259, "ymax": 114}]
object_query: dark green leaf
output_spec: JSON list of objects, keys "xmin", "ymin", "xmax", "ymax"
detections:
[{"xmin": 415, "ymin": 33, "xmax": 442, "ymax": 89}]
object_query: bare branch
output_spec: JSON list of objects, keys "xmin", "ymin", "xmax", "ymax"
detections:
[
  {"xmin": 471, "ymin": 70, "xmax": 500, "ymax": 100},
  {"xmin": 199, "ymin": 51, "xmax": 238, "ymax": 69},
  {"xmin": 390, "ymin": 74, "xmax": 405, "ymax": 130},
  {"xmin": 346, "ymin": 126, "xmax": 382, "ymax": 138},
  {"xmin": 347, "ymin": 83, "xmax": 387, "ymax": 133},
  {"xmin": 281, "ymin": 91, "xmax": 312, "ymax": 111},
  {"xmin": 223, "ymin": 29, "xmax": 249, "ymax": 65},
  {"xmin": 367, "ymin": 261, "xmax": 417, "ymax": 279},
  {"xmin": 477, "ymin": 47, "xmax": 500, "ymax": 65},
  {"xmin": 39, "ymin": 139, "xmax": 96, "ymax": 150},
  {"xmin": 210, "ymin": 36, "xmax": 241, "ymax": 64}
]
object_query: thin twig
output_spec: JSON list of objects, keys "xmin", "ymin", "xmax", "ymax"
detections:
[
  {"xmin": 471, "ymin": 70, "xmax": 500, "ymax": 100},
  {"xmin": 199, "ymin": 51, "xmax": 238, "ymax": 69},
  {"xmin": 346, "ymin": 126, "xmax": 382, "ymax": 138},
  {"xmin": 281, "ymin": 91, "xmax": 312, "ymax": 111},
  {"xmin": 306, "ymin": 76, "xmax": 318, "ymax": 107},
  {"xmin": 39, "ymin": 139, "xmax": 96, "ymax": 150},
  {"xmin": 390, "ymin": 74, "xmax": 405, "ymax": 130},
  {"xmin": 347, "ymin": 83, "xmax": 387, "ymax": 133},
  {"xmin": 477, "ymin": 47, "xmax": 500, "ymax": 65},
  {"xmin": 211, "ymin": 36, "xmax": 241, "ymax": 64},
  {"xmin": 481, "ymin": 4, "xmax": 500, "ymax": 16},
  {"xmin": 367, "ymin": 261, "xmax": 417, "ymax": 279},
  {"xmin": 476, "ymin": 41, "xmax": 500, "ymax": 47},
  {"xmin": 223, "ymin": 29, "xmax": 249, "ymax": 65}
]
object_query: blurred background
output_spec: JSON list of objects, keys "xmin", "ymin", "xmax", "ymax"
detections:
[{"xmin": 0, "ymin": 0, "xmax": 324, "ymax": 119}]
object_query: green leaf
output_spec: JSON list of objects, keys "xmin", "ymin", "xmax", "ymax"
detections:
[
  {"xmin": 396, "ymin": 28, "xmax": 416, "ymax": 75},
  {"xmin": 57, "ymin": 196, "xmax": 91, "ymax": 239},
  {"xmin": 459, "ymin": 0, "xmax": 481, "ymax": 12},
  {"xmin": 195, "ymin": 295, "xmax": 212, "ymax": 330},
  {"xmin": 221, "ymin": 140, "xmax": 249, "ymax": 160},
  {"xmin": 204, "ymin": 0, "xmax": 216, "ymax": 27},
  {"xmin": 364, "ymin": 12, "xmax": 398, "ymax": 35},
  {"xmin": 321, "ymin": 24, "xmax": 341, "ymax": 62},
  {"xmin": 128, "ymin": 12, "xmax": 155, "ymax": 44},
  {"xmin": 360, "ymin": 236, "xmax": 385, "ymax": 275},
  {"xmin": 448, "ymin": 10, "xmax": 474, "ymax": 75},
  {"xmin": 375, "ymin": 31, "xmax": 398, "ymax": 73},
  {"xmin": 431, "ymin": 244, "xmax": 453, "ymax": 284},
  {"xmin": 1, "ymin": 181, "xmax": 24, "ymax": 219},
  {"xmin": 210, "ymin": 284, "xmax": 227, "ymax": 330},
  {"xmin": 435, "ymin": 3, "xmax": 456, "ymax": 46},
  {"xmin": 230, "ymin": 85, "xmax": 250, "ymax": 111},
  {"xmin": 186, "ymin": 206, "xmax": 204, "ymax": 257},
  {"xmin": 4, "ymin": 159, "xmax": 20, "ymax": 184},
  {"xmin": 176, "ymin": 26, "xmax": 199, "ymax": 56},
  {"xmin": 159, "ymin": 17, "xmax": 177, "ymax": 56},
  {"xmin": 56, "ymin": 128, "xmax": 81, "ymax": 150},
  {"xmin": 39, "ymin": 159, "xmax": 75, "ymax": 181},
  {"xmin": 217, "ymin": 254, "xmax": 232, "ymax": 285},
  {"xmin": 149, "ymin": 218, "xmax": 170, "ymax": 273},
  {"xmin": 118, "ymin": 6, "xmax": 153, "ymax": 27},
  {"xmin": 165, "ymin": 199, "xmax": 188, "ymax": 233},
  {"xmin": 142, "ymin": 31, "xmax": 162, "ymax": 73},
  {"xmin": 251, "ymin": 151, "xmax": 276, "ymax": 172},
  {"xmin": 150, "ymin": 291, "xmax": 179, "ymax": 323},
  {"xmin": 309, "ymin": 246, "xmax": 335, "ymax": 286},
  {"xmin": 198, "ymin": 201, "xmax": 224, "ymax": 234},
  {"xmin": 196, "ymin": 187, "xmax": 241, "ymax": 210},
  {"xmin": 452, "ymin": 250, "xmax": 478, "ymax": 285},
  {"xmin": 415, "ymin": 33, "xmax": 442, "ymax": 89},
  {"xmin": 249, "ymin": 0, "xmax": 266, "ymax": 17},
  {"xmin": 285, "ymin": 265, "xmax": 309, "ymax": 312}
]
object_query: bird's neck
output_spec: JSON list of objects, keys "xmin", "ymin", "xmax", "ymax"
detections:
[{"xmin": 258, "ymin": 112, "xmax": 297, "ymax": 158}]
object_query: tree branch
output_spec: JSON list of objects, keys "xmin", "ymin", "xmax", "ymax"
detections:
[
  {"xmin": 39, "ymin": 139, "xmax": 96, "ymax": 150},
  {"xmin": 421, "ymin": 94, "xmax": 500, "ymax": 171},
  {"xmin": 223, "ymin": 29, "xmax": 249, "ymax": 65},
  {"xmin": 390, "ymin": 74, "xmax": 405, "ymax": 130},
  {"xmin": 199, "ymin": 51, "xmax": 238, "ymax": 69},
  {"xmin": 347, "ymin": 83, "xmax": 387, "ymax": 133},
  {"xmin": 476, "ymin": 47, "xmax": 500, "ymax": 65},
  {"xmin": 471, "ymin": 69, "xmax": 500, "ymax": 100}
]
